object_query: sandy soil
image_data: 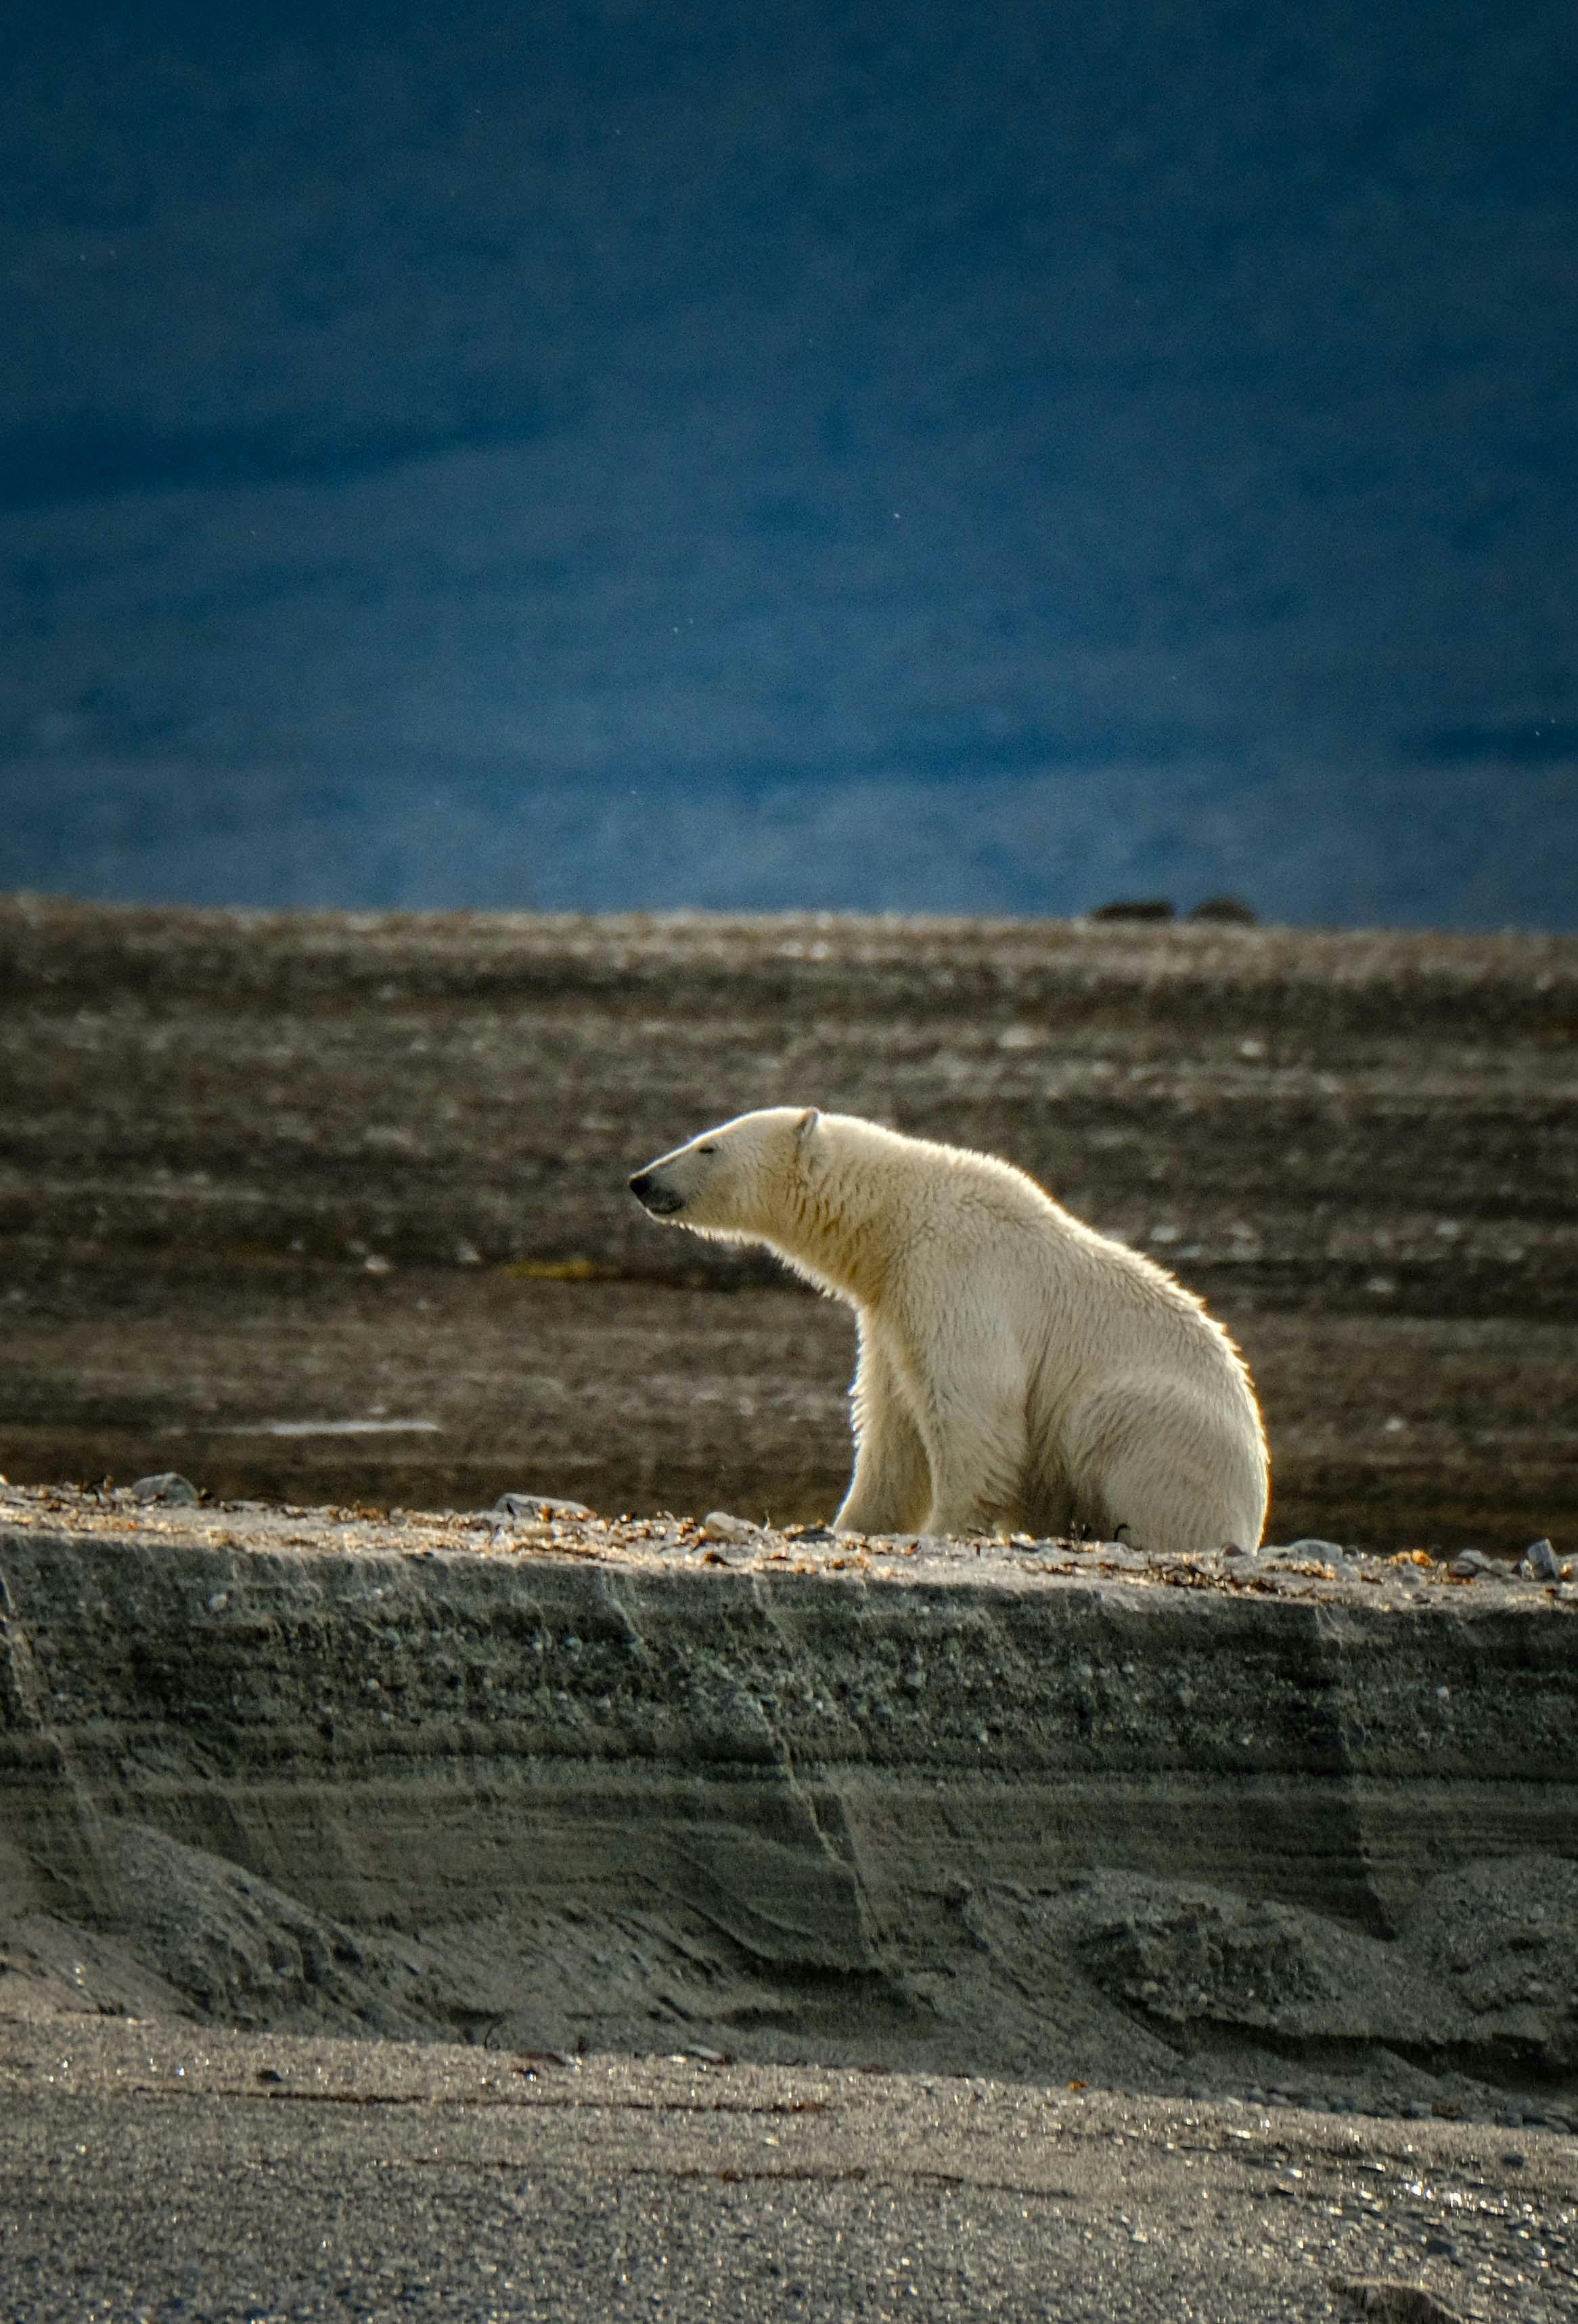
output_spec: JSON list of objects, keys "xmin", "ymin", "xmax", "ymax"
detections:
[{"xmin": 1, "ymin": 899, "xmax": 1575, "ymax": 1550}]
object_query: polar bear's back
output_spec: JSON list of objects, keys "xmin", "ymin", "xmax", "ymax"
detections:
[{"xmin": 817, "ymin": 1110, "xmax": 1232, "ymax": 1346}]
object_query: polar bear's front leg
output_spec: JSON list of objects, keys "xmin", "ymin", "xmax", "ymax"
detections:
[
  {"xmin": 909, "ymin": 1337, "xmax": 1029, "ymax": 1538},
  {"xmin": 833, "ymin": 1329, "xmax": 932, "ymax": 1535}
]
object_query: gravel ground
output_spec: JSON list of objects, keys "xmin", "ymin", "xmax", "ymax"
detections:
[
  {"xmin": 3, "ymin": 1475, "xmax": 1573, "ymax": 1607},
  {"xmin": 1, "ymin": 2019, "xmax": 1573, "ymax": 2324}
]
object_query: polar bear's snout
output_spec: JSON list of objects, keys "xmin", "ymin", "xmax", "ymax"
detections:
[{"xmin": 628, "ymin": 1165, "xmax": 687, "ymax": 1217}]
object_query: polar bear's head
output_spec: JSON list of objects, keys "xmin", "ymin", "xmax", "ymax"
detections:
[{"xmin": 629, "ymin": 1107, "xmax": 820, "ymax": 1241}]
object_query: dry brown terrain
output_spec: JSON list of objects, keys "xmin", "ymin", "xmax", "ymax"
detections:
[{"xmin": 2, "ymin": 898, "xmax": 1575, "ymax": 1550}]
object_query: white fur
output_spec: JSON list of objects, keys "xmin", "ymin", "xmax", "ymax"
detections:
[{"xmin": 629, "ymin": 1107, "xmax": 1269, "ymax": 1552}]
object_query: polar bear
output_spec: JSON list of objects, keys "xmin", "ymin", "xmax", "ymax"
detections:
[{"xmin": 629, "ymin": 1108, "xmax": 1268, "ymax": 1552}]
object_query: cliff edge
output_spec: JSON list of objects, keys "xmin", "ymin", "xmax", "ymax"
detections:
[{"xmin": 1, "ymin": 1483, "xmax": 1574, "ymax": 2128}]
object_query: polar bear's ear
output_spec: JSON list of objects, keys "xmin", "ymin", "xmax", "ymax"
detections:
[{"xmin": 794, "ymin": 1107, "xmax": 821, "ymax": 1144}]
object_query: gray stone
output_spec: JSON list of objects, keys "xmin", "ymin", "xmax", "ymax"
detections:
[
  {"xmin": 131, "ymin": 1471, "xmax": 199, "ymax": 1506},
  {"xmin": 1526, "ymin": 1536, "xmax": 1560, "ymax": 1580},
  {"xmin": 1187, "ymin": 895, "xmax": 1258, "ymax": 926},
  {"xmin": 700, "ymin": 1510, "xmax": 759, "ymax": 1541},
  {"xmin": 493, "ymin": 1492, "xmax": 593, "ymax": 1520},
  {"xmin": 1089, "ymin": 897, "xmax": 1175, "ymax": 922}
]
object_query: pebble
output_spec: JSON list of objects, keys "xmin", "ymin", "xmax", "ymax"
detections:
[
  {"xmin": 493, "ymin": 1492, "xmax": 593, "ymax": 1520},
  {"xmin": 131, "ymin": 1472, "xmax": 200, "ymax": 1506},
  {"xmin": 1449, "ymin": 1549, "xmax": 1494, "ymax": 1578},
  {"xmin": 700, "ymin": 1511, "xmax": 759, "ymax": 1541},
  {"xmin": 1525, "ymin": 1536, "xmax": 1560, "ymax": 1580},
  {"xmin": 1286, "ymin": 1538, "xmax": 1347, "ymax": 1561}
]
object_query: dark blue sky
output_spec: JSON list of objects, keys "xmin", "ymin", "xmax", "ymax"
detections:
[{"xmin": 3, "ymin": 1, "xmax": 1576, "ymax": 923}]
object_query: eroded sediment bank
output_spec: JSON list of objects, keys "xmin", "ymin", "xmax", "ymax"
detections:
[{"xmin": 1, "ymin": 1483, "xmax": 1575, "ymax": 2128}]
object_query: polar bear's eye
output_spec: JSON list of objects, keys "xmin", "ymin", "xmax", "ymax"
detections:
[{"xmin": 697, "ymin": 1143, "xmax": 718, "ymax": 1155}]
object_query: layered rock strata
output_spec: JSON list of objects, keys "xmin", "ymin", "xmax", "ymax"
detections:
[{"xmin": 1, "ymin": 1488, "xmax": 1574, "ymax": 2116}]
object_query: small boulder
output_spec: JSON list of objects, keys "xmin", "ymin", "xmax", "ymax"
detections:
[
  {"xmin": 700, "ymin": 1511, "xmax": 759, "ymax": 1542},
  {"xmin": 493, "ymin": 1492, "xmax": 593, "ymax": 1521},
  {"xmin": 131, "ymin": 1472, "xmax": 200, "ymax": 1506},
  {"xmin": 1088, "ymin": 898, "xmax": 1175, "ymax": 922},
  {"xmin": 1187, "ymin": 895, "xmax": 1258, "ymax": 925},
  {"xmin": 1525, "ymin": 1537, "xmax": 1560, "ymax": 1580}
]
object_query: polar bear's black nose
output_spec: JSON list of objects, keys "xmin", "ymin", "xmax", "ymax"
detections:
[{"xmin": 630, "ymin": 1169, "xmax": 685, "ymax": 1216}]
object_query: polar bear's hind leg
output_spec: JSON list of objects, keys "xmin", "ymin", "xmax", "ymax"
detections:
[{"xmin": 1066, "ymin": 1375, "xmax": 1267, "ymax": 1556}]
